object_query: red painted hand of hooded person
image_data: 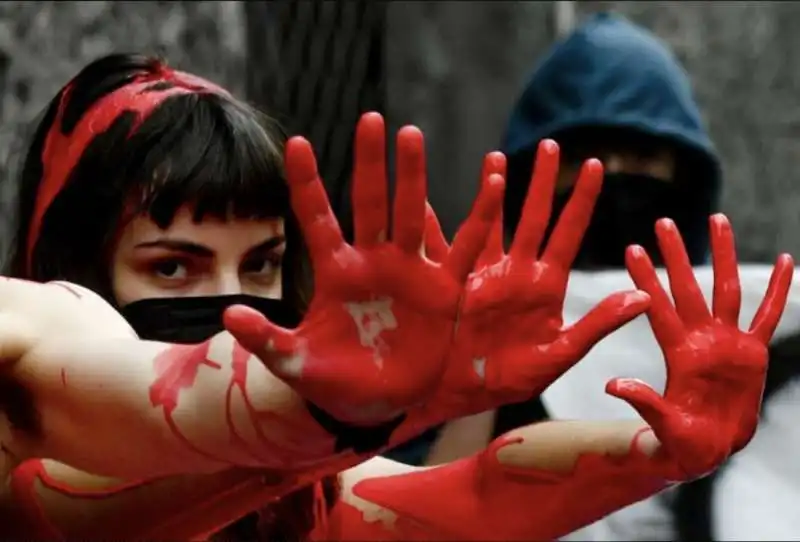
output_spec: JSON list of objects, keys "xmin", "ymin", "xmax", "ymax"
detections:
[
  {"xmin": 222, "ymin": 113, "xmax": 503, "ymax": 425},
  {"xmin": 606, "ymin": 215, "xmax": 793, "ymax": 478},
  {"xmin": 424, "ymin": 140, "xmax": 650, "ymax": 415}
]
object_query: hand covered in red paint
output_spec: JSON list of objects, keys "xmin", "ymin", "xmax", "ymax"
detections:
[
  {"xmin": 223, "ymin": 113, "xmax": 503, "ymax": 426},
  {"xmin": 424, "ymin": 140, "xmax": 650, "ymax": 415},
  {"xmin": 606, "ymin": 215, "xmax": 794, "ymax": 479}
]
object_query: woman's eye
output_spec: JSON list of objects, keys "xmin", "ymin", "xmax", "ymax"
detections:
[
  {"xmin": 151, "ymin": 260, "xmax": 188, "ymax": 280},
  {"xmin": 242, "ymin": 255, "xmax": 280, "ymax": 276}
]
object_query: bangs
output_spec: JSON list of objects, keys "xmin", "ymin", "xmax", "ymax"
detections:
[{"xmin": 124, "ymin": 92, "xmax": 289, "ymax": 228}]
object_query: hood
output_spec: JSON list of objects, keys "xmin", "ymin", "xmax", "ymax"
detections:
[{"xmin": 501, "ymin": 12, "xmax": 721, "ymax": 264}]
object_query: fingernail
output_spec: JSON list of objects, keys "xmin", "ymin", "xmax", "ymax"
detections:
[
  {"xmin": 539, "ymin": 139, "xmax": 559, "ymax": 154},
  {"xmin": 626, "ymin": 290, "xmax": 650, "ymax": 306},
  {"xmin": 628, "ymin": 244, "xmax": 646, "ymax": 258},
  {"xmin": 361, "ymin": 111, "xmax": 384, "ymax": 123},
  {"xmin": 398, "ymin": 125, "xmax": 423, "ymax": 138}
]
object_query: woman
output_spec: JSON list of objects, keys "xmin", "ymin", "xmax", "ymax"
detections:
[
  {"xmin": 0, "ymin": 53, "xmax": 516, "ymax": 480},
  {"xmin": 0, "ymin": 53, "xmax": 792, "ymax": 540}
]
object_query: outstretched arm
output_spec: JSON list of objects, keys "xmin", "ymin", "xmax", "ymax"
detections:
[
  {"xmin": 0, "ymin": 278, "xmax": 442, "ymax": 481},
  {"xmin": 1, "ymin": 117, "xmax": 504, "ymax": 480},
  {"xmin": 0, "ymin": 277, "xmax": 342, "ymax": 479},
  {"xmin": 327, "ymin": 421, "xmax": 674, "ymax": 541}
]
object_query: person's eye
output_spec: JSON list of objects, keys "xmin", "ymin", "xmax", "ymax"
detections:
[
  {"xmin": 150, "ymin": 259, "xmax": 189, "ymax": 280},
  {"xmin": 242, "ymin": 254, "xmax": 281, "ymax": 277}
]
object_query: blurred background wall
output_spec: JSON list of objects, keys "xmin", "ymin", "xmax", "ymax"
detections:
[
  {"xmin": 388, "ymin": 1, "xmax": 800, "ymax": 262},
  {"xmin": 0, "ymin": 1, "xmax": 797, "ymax": 262}
]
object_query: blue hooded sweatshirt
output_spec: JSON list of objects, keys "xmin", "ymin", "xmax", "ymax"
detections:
[
  {"xmin": 502, "ymin": 12, "xmax": 721, "ymax": 264},
  {"xmin": 385, "ymin": 13, "xmax": 723, "ymax": 467}
]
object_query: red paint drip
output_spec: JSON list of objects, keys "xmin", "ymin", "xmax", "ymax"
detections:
[
  {"xmin": 223, "ymin": 341, "xmax": 296, "ymax": 467},
  {"xmin": 222, "ymin": 341, "xmax": 279, "ymax": 465},
  {"xmin": 149, "ymin": 343, "xmax": 228, "ymax": 463},
  {"xmin": 9, "ymin": 460, "xmax": 66, "ymax": 541}
]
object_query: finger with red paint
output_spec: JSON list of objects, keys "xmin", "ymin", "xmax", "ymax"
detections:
[
  {"xmin": 392, "ymin": 126, "xmax": 428, "ymax": 254},
  {"xmin": 423, "ymin": 139, "xmax": 650, "ymax": 417},
  {"xmin": 508, "ymin": 140, "xmax": 559, "ymax": 260},
  {"xmin": 474, "ymin": 152, "xmax": 507, "ymax": 270},
  {"xmin": 709, "ymin": 214, "xmax": 741, "ymax": 326},
  {"xmin": 424, "ymin": 202, "xmax": 448, "ymax": 264},
  {"xmin": 423, "ymin": 149, "xmax": 507, "ymax": 268},
  {"xmin": 541, "ymin": 158, "xmax": 603, "ymax": 266},
  {"xmin": 607, "ymin": 214, "xmax": 794, "ymax": 478},
  {"xmin": 749, "ymin": 251, "xmax": 794, "ymax": 344},
  {"xmin": 352, "ymin": 112, "xmax": 389, "ymax": 247},
  {"xmin": 283, "ymin": 137, "xmax": 347, "ymax": 263},
  {"xmin": 224, "ymin": 112, "xmax": 503, "ymax": 437}
]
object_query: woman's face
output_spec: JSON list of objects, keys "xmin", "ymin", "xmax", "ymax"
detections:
[{"xmin": 111, "ymin": 206, "xmax": 285, "ymax": 306}]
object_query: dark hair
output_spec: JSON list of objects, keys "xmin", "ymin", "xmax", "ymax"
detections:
[
  {"xmin": 8, "ymin": 53, "xmax": 335, "ymax": 541},
  {"xmin": 9, "ymin": 53, "xmax": 309, "ymax": 309}
]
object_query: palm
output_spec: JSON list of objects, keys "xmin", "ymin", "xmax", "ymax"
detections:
[
  {"xmin": 453, "ymin": 260, "xmax": 564, "ymax": 398},
  {"xmin": 296, "ymin": 247, "xmax": 464, "ymax": 422},
  {"xmin": 428, "ymin": 142, "xmax": 649, "ymax": 411},
  {"xmin": 607, "ymin": 215, "xmax": 793, "ymax": 479},
  {"xmin": 224, "ymin": 113, "xmax": 502, "ymax": 424}
]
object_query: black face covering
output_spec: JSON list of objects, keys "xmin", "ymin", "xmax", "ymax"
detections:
[
  {"xmin": 120, "ymin": 294, "xmax": 302, "ymax": 343},
  {"xmin": 550, "ymin": 172, "xmax": 679, "ymax": 269}
]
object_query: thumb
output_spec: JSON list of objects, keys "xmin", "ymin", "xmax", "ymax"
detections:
[
  {"xmin": 606, "ymin": 377, "xmax": 671, "ymax": 431},
  {"xmin": 223, "ymin": 305, "xmax": 302, "ymax": 379},
  {"xmin": 562, "ymin": 291, "xmax": 650, "ymax": 357}
]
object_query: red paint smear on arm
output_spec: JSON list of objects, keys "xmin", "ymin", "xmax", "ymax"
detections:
[
  {"xmin": 7, "ymin": 460, "xmax": 148, "ymax": 540},
  {"xmin": 351, "ymin": 433, "xmax": 671, "ymax": 541},
  {"xmin": 8, "ymin": 460, "xmax": 65, "ymax": 541},
  {"xmin": 222, "ymin": 341, "xmax": 297, "ymax": 467},
  {"xmin": 148, "ymin": 343, "xmax": 229, "ymax": 464}
]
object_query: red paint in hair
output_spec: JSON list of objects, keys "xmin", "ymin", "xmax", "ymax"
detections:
[{"xmin": 26, "ymin": 65, "xmax": 227, "ymax": 273}]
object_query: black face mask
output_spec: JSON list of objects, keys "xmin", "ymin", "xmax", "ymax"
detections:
[
  {"xmin": 120, "ymin": 294, "xmax": 302, "ymax": 344},
  {"xmin": 550, "ymin": 173, "xmax": 679, "ymax": 269}
]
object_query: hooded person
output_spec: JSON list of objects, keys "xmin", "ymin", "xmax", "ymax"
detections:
[
  {"xmin": 499, "ymin": 10, "xmax": 723, "ymax": 434},
  {"xmin": 388, "ymin": 12, "xmax": 800, "ymax": 541}
]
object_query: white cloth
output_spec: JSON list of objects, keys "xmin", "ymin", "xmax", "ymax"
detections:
[
  {"xmin": 546, "ymin": 264, "xmax": 800, "ymax": 541},
  {"xmin": 713, "ymin": 379, "xmax": 800, "ymax": 541}
]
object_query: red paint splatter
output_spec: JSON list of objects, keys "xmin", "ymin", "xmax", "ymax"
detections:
[
  {"xmin": 149, "ymin": 343, "xmax": 226, "ymax": 462},
  {"xmin": 9, "ymin": 460, "xmax": 65, "ymax": 541},
  {"xmin": 223, "ymin": 341, "xmax": 297, "ymax": 467}
]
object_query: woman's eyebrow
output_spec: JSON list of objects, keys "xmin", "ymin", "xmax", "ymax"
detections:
[{"xmin": 133, "ymin": 239, "xmax": 214, "ymax": 257}]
